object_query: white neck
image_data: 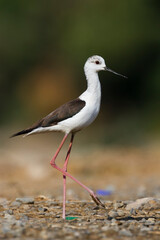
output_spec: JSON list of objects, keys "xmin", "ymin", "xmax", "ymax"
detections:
[
  {"xmin": 85, "ymin": 68, "xmax": 100, "ymax": 92},
  {"xmin": 85, "ymin": 65, "xmax": 101, "ymax": 97},
  {"xmin": 79, "ymin": 66, "xmax": 101, "ymax": 105}
]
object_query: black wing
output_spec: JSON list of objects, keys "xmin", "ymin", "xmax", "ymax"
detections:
[{"xmin": 11, "ymin": 98, "xmax": 86, "ymax": 137}]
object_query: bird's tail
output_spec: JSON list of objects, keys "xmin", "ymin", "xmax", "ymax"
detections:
[
  {"xmin": 10, "ymin": 128, "xmax": 33, "ymax": 138},
  {"xmin": 10, "ymin": 119, "xmax": 43, "ymax": 138}
]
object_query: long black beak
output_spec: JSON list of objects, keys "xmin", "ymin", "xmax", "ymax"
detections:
[{"xmin": 105, "ymin": 66, "xmax": 127, "ymax": 79}]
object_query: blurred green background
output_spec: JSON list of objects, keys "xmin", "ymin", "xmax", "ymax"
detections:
[{"xmin": 0, "ymin": 0, "xmax": 160, "ymax": 145}]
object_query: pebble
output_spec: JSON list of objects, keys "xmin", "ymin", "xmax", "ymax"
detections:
[
  {"xmin": 110, "ymin": 218, "xmax": 118, "ymax": 226},
  {"xmin": 11, "ymin": 201, "xmax": 21, "ymax": 207},
  {"xmin": 0, "ymin": 196, "xmax": 159, "ymax": 239},
  {"xmin": 4, "ymin": 213, "xmax": 15, "ymax": 221},
  {"xmin": 130, "ymin": 208, "xmax": 137, "ymax": 215},
  {"xmin": 6, "ymin": 209, "xmax": 13, "ymax": 215},
  {"xmin": 2, "ymin": 223, "xmax": 11, "ymax": 234},
  {"xmin": 108, "ymin": 210, "xmax": 119, "ymax": 218},
  {"xmin": 38, "ymin": 207, "xmax": 48, "ymax": 212},
  {"xmin": 139, "ymin": 218, "xmax": 147, "ymax": 223},
  {"xmin": 148, "ymin": 217, "xmax": 155, "ymax": 222},
  {"xmin": 101, "ymin": 225, "xmax": 110, "ymax": 231},
  {"xmin": 20, "ymin": 215, "xmax": 29, "ymax": 222},
  {"xmin": 125, "ymin": 197, "xmax": 155, "ymax": 210},
  {"xmin": 119, "ymin": 229, "xmax": 133, "ymax": 237},
  {"xmin": 113, "ymin": 202, "xmax": 124, "ymax": 210},
  {"xmin": 128, "ymin": 224, "xmax": 135, "ymax": 231},
  {"xmin": 144, "ymin": 199, "xmax": 160, "ymax": 210},
  {"xmin": 140, "ymin": 226, "xmax": 151, "ymax": 232},
  {"xmin": 16, "ymin": 197, "xmax": 34, "ymax": 204},
  {"xmin": 144, "ymin": 219, "xmax": 155, "ymax": 226},
  {"xmin": 117, "ymin": 209, "xmax": 125, "ymax": 217}
]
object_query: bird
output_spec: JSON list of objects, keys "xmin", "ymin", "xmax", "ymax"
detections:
[{"xmin": 11, "ymin": 55, "xmax": 127, "ymax": 219}]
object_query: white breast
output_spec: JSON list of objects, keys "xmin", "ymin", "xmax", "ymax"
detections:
[{"xmin": 57, "ymin": 78, "xmax": 101, "ymax": 133}]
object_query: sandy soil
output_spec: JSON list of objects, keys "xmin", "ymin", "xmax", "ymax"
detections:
[
  {"xmin": 0, "ymin": 132, "xmax": 160, "ymax": 239},
  {"xmin": 1, "ymin": 134, "xmax": 160, "ymax": 200}
]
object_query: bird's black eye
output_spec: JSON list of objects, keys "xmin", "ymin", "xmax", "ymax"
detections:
[{"xmin": 95, "ymin": 60, "xmax": 100, "ymax": 64}]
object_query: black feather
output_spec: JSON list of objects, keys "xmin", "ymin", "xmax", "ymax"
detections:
[
  {"xmin": 10, "ymin": 129, "xmax": 34, "ymax": 138},
  {"xmin": 10, "ymin": 98, "xmax": 86, "ymax": 137}
]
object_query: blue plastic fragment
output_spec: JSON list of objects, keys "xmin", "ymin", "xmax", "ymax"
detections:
[{"xmin": 96, "ymin": 189, "xmax": 112, "ymax": 196}]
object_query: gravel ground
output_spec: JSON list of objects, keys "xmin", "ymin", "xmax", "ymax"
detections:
[
  {"xmin": 0, "ymin": 196, "xmax": 160, "ymax": 239},
  {"xmin": 0, "ymin": 135, "xmax": 160, "ymax": 239}
]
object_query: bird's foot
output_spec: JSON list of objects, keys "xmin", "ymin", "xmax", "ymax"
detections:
[{"xmin": 90, "ymin": 193, "xmax": 105, "ymax": 208}]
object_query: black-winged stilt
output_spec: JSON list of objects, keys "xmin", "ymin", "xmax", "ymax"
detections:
[{"xmin": 11, "ymin": 55, "xmax": 127, "ymax": 219}]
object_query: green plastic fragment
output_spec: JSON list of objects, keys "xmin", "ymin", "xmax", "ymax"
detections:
[{"xmin": 65, "ymin": 216, "xmax": 78, "ymax": 220}]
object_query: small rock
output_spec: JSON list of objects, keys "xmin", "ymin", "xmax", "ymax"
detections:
[
  {"xmin": 35, "ymin": 195, "xmax": 49, "ymax": 201},
  {"xmin": 2, "ymin": 223, "xmax": 11, "ymax": 234},
  {"xmin": 105, "ymin": 201, "xmax": 113, "ymax": 208},
  {"xmin": 114, "ymin": 202, "xmax": 124, "ymax": 209},
  {"xmin": 139, "ymin": 218, "xmax": 147, "ymax": 223},
  {"xmin": 128, "ymin": 224, "xmax": 135, "ymax": 231},
  {"xmin": 45, "ymin": 212, "xmax": 54, "ymax": 217},
  {"xmin": 20, "ymin": 215, "xmax": 29, "ymax": 222},
  {"xmin": 0, "ymin": 198, "xmax": 8, "ymax": 208},
  {"xmin": 11, "ymin": 201, "xmax": 21, "ymax": 207},
  {"xmin": 74, "ymin": 232, "xmax": 80, "ymax": 237},
  {"xmin": 117, "ymin": 209, "xmax": 125, "ymax": 217},
  {"xmin": 110, "ymin": 218, "xmax": 118, "ymax": 226},
  {"xmin": 140, "ymin": 226, "xmax": 150, "ymax": 232},
  {"xmin": 105, "ymin": 200, "xmax": 113, "ymax": 204},
  {"xmin": 16, "ymin": 197, "xmax": 34, "ymax": 204},
  {"xmin": 104, "ymin": 220, "xmax": 110, "ymax": 225},
  {"xmin": 123, "ymin": 222, "xmax": 129, "ymax": 228},
  {"xmin": 144, "ymin": 219, "xmax": 155, "ymax": 226},
  {"xmin": 4, "ymin": 214, "xmax": 17, "ymax": 225},
  {"xmin": 6, "ymin": 209, "xmax": 13, "ymax": 215},
  {"xmin": 148, "ymin": 217, "xmax": 155, "ymax": 222},
  {"xmin": 102, "ymin": 225, "xmax": 110, "ymax": 231},
  {"xmin": 130, "ymin": 208, "xmax": 137, "ymax": 216},
  {"xmin": 144, "ymin": 199, "xmax": 160, "ymax": 210},
  {"xmin": 108, "ymin": 210, "xmax": 118, "ymax": 218},
  {"xmin": 125, "ymin": 197, "xmax": 154, "ymax": 210},
  {"xmin": 4, "ymin": 213, "xmax": 15, "ymax": 220},
  {"xmin": 38, "ymin": 207, "xmax": 48, "ymax": 212},
  {"xmin": 119, "ymin": 229, "xmax": 133, "ymax": 237}
]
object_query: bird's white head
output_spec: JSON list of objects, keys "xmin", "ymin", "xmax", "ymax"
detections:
[
  {"xmin": 84, "ymin": 55, "xmax": 106, "ymax": 73},
  {"xmin": 84, "ymin": 55, "xmax": 127, "ymax": 78}
]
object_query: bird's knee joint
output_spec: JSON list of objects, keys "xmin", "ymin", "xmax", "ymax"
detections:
[{"xmin": 50, "ymin": 161, "xmax": 56, "ymax": 168}]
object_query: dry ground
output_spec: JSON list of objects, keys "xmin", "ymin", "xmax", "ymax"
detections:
[
  {"xmin": 0, "ymin": 131, "xmax": 160, "ymax": 239},
  {"xmin": 0, "ymin": 133, "xmax": 160, "ymax": 200}
]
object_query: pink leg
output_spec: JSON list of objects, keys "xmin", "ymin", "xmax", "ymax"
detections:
[
  {"xmin": 51, "ymin": 133, "xmax": 68, "ymax": 162},
  {"xmin": 50, "ymin": 135, "xmax": 105, "ymax": 218},
  {"xmin": 62, "ymin": 134, "xmax": 74, "ymax": 219}
]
